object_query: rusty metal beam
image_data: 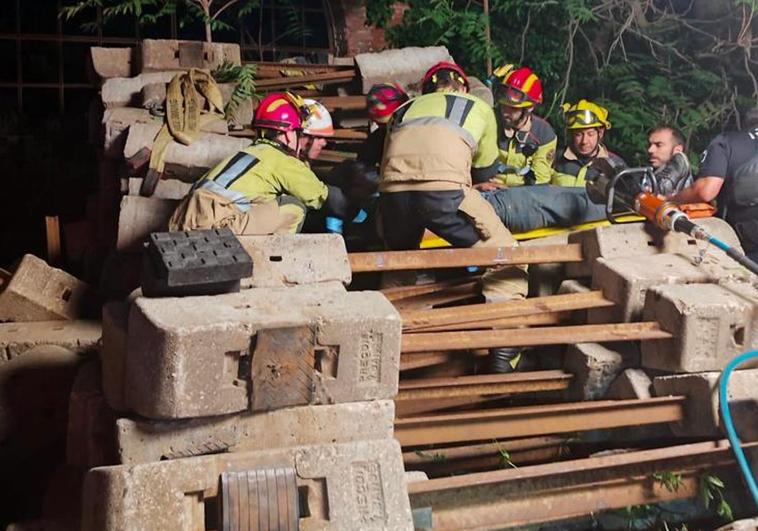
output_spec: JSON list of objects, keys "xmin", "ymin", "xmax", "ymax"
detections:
[
  {"xmin": 408, "ymin": 440, "xmax": 757, "ymax": 530},
  {"xmin": 403, "ymin": 437, "xmax": 568, "ymax": 466},
  {"xmin": 349, "ymin": 244, "xmax": 584, "ymax": 273},
  {"xmin": 401, "ymin": 321, "xmax": 672, "ymax": 352},
  {"xmin": 394, "ymin": 396, "xmax": 686, "ymax": 447},
  {"xmin": 402, "ymin": 291, "xmax": 612, "ymax": 332},
  {"xmin": 395, "ymin": 395, "xmax": 506, "ymax": 418},
  {"xmin": 411, "ymin": 311, "xmax": 572, "ymax": 332},
  {"xmin": 397, "ymin": 371, "xmax": 572, "ymax": 400},
  {"xmin": 383, "ymin": 277, "xmax": 480, "ymax": 302}
]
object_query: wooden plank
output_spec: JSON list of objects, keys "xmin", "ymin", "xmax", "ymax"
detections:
[
  {"xmin": 315, "ymin": 149, "xmax": 357, "ymax": 163},
  {"xmin": 401, "ymin": 322, "xmax": 672, "ymax": 353},
  {"xmin": 349, "ymin": 244, "xmax": 584, "ymax": 273},
  {"xmin": 245, "ymin": 61, "xmax": 348, "ymax": 71},
  {"xmin": 45, "ymin": 215, "xmax": 62, "ymax": 266},
  {"xmin": 254, "ymin": 70, "xmax": 356, "ymax": 89},
  {"xmin": 402, "ymin": 291, "xmax": 612, "ymax": 331},
  {"xmin": 318, "ymin": 95, "xmax": 367, "ymax": 111}
]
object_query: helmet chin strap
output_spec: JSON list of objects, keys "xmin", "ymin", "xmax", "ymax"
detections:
[{"xmin": 504, "ymin": 107, "xmax": 531, "ymax": 130}]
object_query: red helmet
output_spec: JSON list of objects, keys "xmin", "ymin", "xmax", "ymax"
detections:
[
  {"xmin": 253, "ymin": 92, "xmax": 305, "ymax": 132},
  {"xmin": 366, "ymin": 83, "xmax": 409, "ymax": 124},
  {"xmin": 497, "ymin": 66, "xmax": 543, "ymax": 108},
  {"xmin": 422, "ymin": 61, "xmax": 469, "ymax": 94}
]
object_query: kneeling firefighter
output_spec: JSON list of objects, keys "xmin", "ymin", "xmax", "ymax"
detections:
[{"xmin": 378, "ymin": 61, "xmax": 530, "ymax": 372}]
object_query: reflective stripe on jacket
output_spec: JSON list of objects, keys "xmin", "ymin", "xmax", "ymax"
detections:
[{"xmin": 379, "ymin": 91, "xmax": 499, "ymax": 192}]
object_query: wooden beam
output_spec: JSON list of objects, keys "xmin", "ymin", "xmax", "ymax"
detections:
[
  {"xmin": 397, "ymin": 371, "xmax": 573, "ymax": 400},
  {"xmin": 318, "ymin": 95, "xmax": 367, "ymax": 111},
  {"xmin": 349, "ymin": 244, "xmax": 584, "ymax": 273},
  {"xmin": 45, "ymin": 215, "xmax": 62, "ymax": 266},
  {"xmin": 254, "ymin": 70, "xmax": 356, "ymax": 89},
  {"xmin": 402, "ymin": 291, "xmax": 612, "ymax": 331},
  {"xmin": 382, "ymin": 277, "xmax": 480, "ymax": 301},
  {"xmin": 401, "ymin": 322, "xmax": 672, "ymax": 353},
  {"xmin": 408, "ymin": 311, "xmax": 571, "ymax": 333}
]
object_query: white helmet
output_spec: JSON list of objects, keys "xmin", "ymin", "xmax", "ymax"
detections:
[{"xmin": 302, "ymin": 98, "xmax": 334, "ymax": 137}]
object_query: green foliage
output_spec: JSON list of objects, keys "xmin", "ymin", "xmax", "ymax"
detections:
[
  {"xmin": 652, "ymin": 471, "xmax": 684, "ymax": 493},
  {"xmin": 212, "ymin": 61, "xmax": 258, "ymax": 119},
  {"xmin": 364, "ymin": 0, "xmax": 395, "ymax": 28},
  {"xmin": 385, "ymin": 0, "xmax": 757, "ymax": 163},
  {"xmin": 498, "ymin": 448, "xmax": 517, "ymax": 469},
  {"xmin": 699, "ymin": 473, "xmax": 734, "ymax": 522}
]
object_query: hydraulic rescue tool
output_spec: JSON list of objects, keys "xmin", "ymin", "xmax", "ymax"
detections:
[{"xmin": 585, "ymin": 160, "xmax": 758, "ymax": 276}]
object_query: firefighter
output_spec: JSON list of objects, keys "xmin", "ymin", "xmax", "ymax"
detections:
[
  {"xmin": 483, "ymin": 66, "xmax": 557, "ymax": 187},
  {"xmin": 672, "ymin": 107, "xmax": 758, "ymax": 261},
  {"xmin": 379, "ymin": 60, "xmax": 529, "ymax": 373},
  {"xmin": 168, "ymin": 92, "xmax": 337, "ymax": 235},
  {"xmin": 551, "ymin": 99, "xmax": 626, "ymax": 187},
  {"xmin": 358, "ymin": 83, "xmax": 410, "ymax": 168}
]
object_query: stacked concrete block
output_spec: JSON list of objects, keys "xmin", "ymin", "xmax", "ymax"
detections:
[
  {"xmin": 642, "ymin": 282, "xmax": 758, "ymax": 372},
  {"xmin": 588, "ymin": 253, "xmax": 714, "ymax": 324},
  {"xmin": 238, "ymin": 233, "xmax": 352, "ymax": 288},
  {"xmin": 110, "ymin": 286, "xmax": 400, "ymax": 418},
  {"xmin": 606, "ymin": 368, "xmax": 653, "ymax": 400},
  {"xmin": 566, "ymin": 217, "xmax": 742, "ymax": 278},
  {"xmin": 140, "ymin": 39, "xmax": 241, "ymax": 72},
  {"xmin": 116, "ymin": 195, "xmax": 180, "ymax": 252},
  {"xmin": 0, "ymin": 255, "xmax": 93, "ymax": 322},
  {"xmin": 83, "ymin": 439, "xmax": 413, "ymax": 531},
  {"xmin": 82, "ymin": 232, "xmax": 412, "ymax": 529},
  {"xmin": 563, "ymin": 342, "xmax": 640, "ymax": 401},
  {"xmin": 653, "ymin": 370, "xmax": 758, "ymax": 440}
]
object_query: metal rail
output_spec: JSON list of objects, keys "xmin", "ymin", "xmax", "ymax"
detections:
[
  {"xmin": 349, "ymin": 244, "xmax": 584, "ymax": 272},
  {"xmin": 397, "ymin": 371, "xmax": 572, "ymax": 400},
  {"xmin": 395, "ymin": 396, "xmax": 686, "ymax": 446},
  {"xmin": 408, "ymin": 440, "xmax": 758, "ymax": 530},
  {"xmin": 402, "ymin": 291, "xmax": 612, "ymax": 332},
  {"xmin": 401, "ymin": 321, "xmax": 672, "ymax": 352}
]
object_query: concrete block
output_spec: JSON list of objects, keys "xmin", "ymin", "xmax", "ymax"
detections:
[
  {"xmin": 116, "ymin": 195, "xmax": 179, "ymax": 252},
  {"xmin": 653, "ymin": 370, "xmax": 758, "ymax": 439},
  {"xmin": 127, "ymin": 177, "xmax": 191, "ymax": 199},
  {"xmin": 588, "ymin": 253, "xmax": 713, "ymax": 324},
  {"xmin": 0, "ymin": 255, "xmax": 92, "ymax": 322},
  {"xmin": 0, "ymin": 320, "xmax": 100, "ymax": 363},
  {"xmin": 642, "ymin": 282, "xmax": 758, "ymax": 372},
  {"xmin": 557, "ymin": 279, "xmax": 591, "ymax": 294},
  {"xmin": 238, "ymin": 233, "xmax": 352, "ymax": 288},
  {"xmin": 564, "ymin": 342, "xmax": 640, "ymax": 400},
  {"xmin": 90, "ymin": 47, "xmax": 134, "ymax": 80},
  {"xmin": 101, "ymin": 302, "xmax": 129, "ymax": 411},
  {"xmin": 0, "ymin": 345, "xmax": 87, "ymax": 464},
  {"xmin": 83, "ymin": 439, "xmax": 413, "ymax": 531},
  {"xmin": 140, "ymin": 39, "xmax": 241, "ymax": 73},
  {"xmin": 104, "ymin": 108, "xmax": 227, "ymax": 160},
  {"xmin": 115, "ymin": 399, "xmax": 395, "ymax": 464},
  {"xmin": 523, "ymin": 233, "xmax": 568, "ymax": 298},
  {"xmin": 101, "ymin": 71, "xmax": 181, "ymax": 109},
  {"xmin": 67, "ymin": 361, "xmax": 117, "ymax": 468},
  {"xmin": 605, "ymin": 368, "xmax": 652, "ymax": 400},
  {"xmin": 566, "ymin": 217, "xmax": 743, "ymax": 278},
  {"xmin": 123, "ymin": 286, "xmax": 400, "ymax": 418},
  {"xmin": 102, "ymin": 108, "xmax": 161, "ymax": 158},
  {"xmin": 218, "ymin": 82, "xmax": 254, "ymax": 127},
  {"xmin": 123, "ymin": 122, "xmax": 249, "ymax": 182},
  {"xmin": 355, "ymin": 45, "xmax": 452, "ymax": 93}
]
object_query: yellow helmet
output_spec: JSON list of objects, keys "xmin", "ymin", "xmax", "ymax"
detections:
[{"xmin": 562, "ymin": 99, "xmax": 611, "ymax": 130}]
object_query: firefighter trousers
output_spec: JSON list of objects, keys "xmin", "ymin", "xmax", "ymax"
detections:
[
  {"xmin": 168, "ymin": 188, "xmax": 306, "ymax": 235},
  {"xmin": 378, "ymin": 187, "xmax": 529, "ymax": 302}
]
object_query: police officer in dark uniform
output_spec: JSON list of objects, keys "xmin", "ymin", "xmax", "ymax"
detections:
[{"xmin": 672, "ymin": 107, "xmax": 758, "ymax": 261}]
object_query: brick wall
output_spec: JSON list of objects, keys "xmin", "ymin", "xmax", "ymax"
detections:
[{"xmin": 331, "ymin": 0, "xmax": 407, "ymax": 56}]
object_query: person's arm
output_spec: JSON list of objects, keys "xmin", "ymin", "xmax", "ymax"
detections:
[
  {"xmin": 530, "ymin": 136, "xmax": 557, "ymax": 185},
  {"xmin": 671, "ymin": 176, "xmax": 724, "ymax": 203},
  {"xmin": 471, "ymin": 103, "xmax": 500, "ymax": 183},
  {"xmin": 279, "ymin": 157, "xmax": 329, "ymax": 209},
  {"xmin": 672, "ymin": 135, "xmax": 729, "ymax": 204}
]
